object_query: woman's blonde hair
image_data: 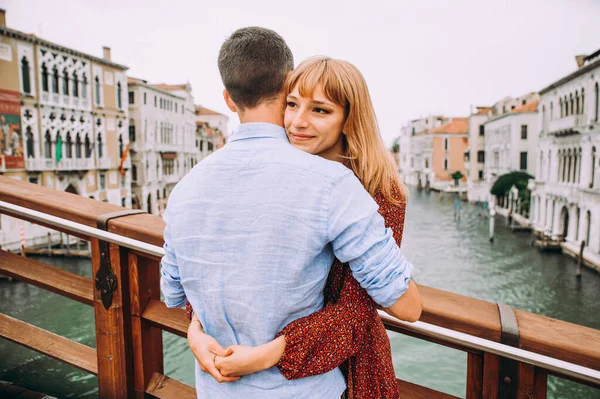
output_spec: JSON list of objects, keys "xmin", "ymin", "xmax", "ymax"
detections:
[{"xmin": 286, "ymin": 56, "xmax": 407, "ymax": 204}]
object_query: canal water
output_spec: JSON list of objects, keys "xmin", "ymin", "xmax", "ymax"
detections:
[{"xmin": 1, "ymin": 188, "xmax": 599, "ymax": 398}]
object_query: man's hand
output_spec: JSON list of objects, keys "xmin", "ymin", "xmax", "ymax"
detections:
[{"xmin": 187, "ymin": 318, "xmax": 239, "ymax": 383}]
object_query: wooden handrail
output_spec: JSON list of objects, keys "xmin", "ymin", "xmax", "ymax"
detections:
[
  {"xmin": 1, "ymin": 176, "xmax": 600, "ymax": 399},
  {"xmin": 1, "ymin": 176, "xmax": 599, "ymax": 371}
]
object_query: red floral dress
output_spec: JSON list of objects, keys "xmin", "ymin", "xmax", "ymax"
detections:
[{"xmin": 275, "ymin": 186, "xmax": 406, "ymax": 399}]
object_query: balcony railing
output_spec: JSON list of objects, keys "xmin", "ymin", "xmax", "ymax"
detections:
[
  {"xmin": 26, "ymin": 157, "xmax": 95, "ymax": 171},
  {"xmin": 0, "ymin": 177, "xmax": 598, "ymax": 398},
  {"xmin": 96, "ymin": 157, "xmax": 112, "ymax": 170},
  {"xmin": 547, "ymin": 115, "xmax": 586, "ymax": 135}
]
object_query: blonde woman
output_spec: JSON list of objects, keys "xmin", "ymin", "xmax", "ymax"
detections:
[{"xmin": 197, "ymin": 57, "xmax": 415, "ymax": 399}]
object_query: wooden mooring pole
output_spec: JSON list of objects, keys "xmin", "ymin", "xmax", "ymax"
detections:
[{"xmin": 577, "ymin": 240, "xmax": 585, "ymax": 278}]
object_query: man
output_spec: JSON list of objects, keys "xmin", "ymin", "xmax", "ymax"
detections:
[{"xmin": 161, "ymin": 27, "xmax": 421, "ymax": 398}]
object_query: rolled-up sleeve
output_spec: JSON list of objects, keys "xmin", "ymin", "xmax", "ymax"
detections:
[
  {"xmin": 160, "ymin": 212, "xmax": 187, "ymax": 308},
  {"xmin": 327, "ymin": 171, "xmax": 413, "ymax": 308}
]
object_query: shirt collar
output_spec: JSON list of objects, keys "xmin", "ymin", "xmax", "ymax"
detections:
[{"xmin": 228, "ymin": 122, "xmax": 288, "ymax": 143}]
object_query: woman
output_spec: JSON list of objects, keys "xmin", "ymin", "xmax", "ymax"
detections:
[{"xmin": 189, "ymin": 56, "xmax": 413, "ymax": 398}]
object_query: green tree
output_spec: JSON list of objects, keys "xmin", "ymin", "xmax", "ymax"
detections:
[{"xmin": 450, "ymin": 171, "xmax": 464, "ymax": 185}]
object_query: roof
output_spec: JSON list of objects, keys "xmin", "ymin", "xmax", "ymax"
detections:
[
  {"xmin": 127, "ymin": 78, "xmax": 184, "ymax": 99},
  {"xmin": 511, "ymin": 100, "xmax": 539, "ymax": 113},
  {"xmin": 151, "ymin": 83, "xmax": 189, "ymax": 92},
  {"xmin": 0, "ymin": 26, "xmax": 128, "ymax": 70},
  {"xmin": 195, "ymin": 105, "xmax": 227, "ymax": 117},
  {"xmin": 127, "ymin": 77, "xmax": 147, "ymax": 85},
  {"xmin": 427, "ymin": 118, "xmax": 468, "ymax": 134},
  {"xmin": 540, "ymin": 54, "xmax": 600, "ymax": 94},
  {"xmin": 475, "ymin": 107, "xmax": 494, "ymax": 115}
]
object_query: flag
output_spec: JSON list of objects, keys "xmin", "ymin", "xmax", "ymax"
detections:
[
  {"xmin": 119, "ymin": 142, "xmax": 130, "ymax": 177},
  {"xmin": 87, "ymin": 141, "xmax": 95, "ymax": 158},
  {"xmin": 55, "ymin": 135, "xmax": 62, "ymax": 162}
]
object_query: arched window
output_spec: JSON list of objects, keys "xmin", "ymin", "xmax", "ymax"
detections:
[
  {"xmin": 97, "ymin": 133, "xmax": 103, "ymax": 158},
  {"xmin": 118, "ymin": 134, "xmax": 124, "ymax": 158},
  {"xmin": 52, "ymin": 66, "xmax": 59, "ymax": 94},
  {"xmin": 25, "ymin": 127, "xmax": 34, "ymax": 158},
  {"xmin": 41, "ymin": 63, "xmax": 49, "ymax": 92},
  {"xmin": 581, "ymin": 88, "xmax": 585, "ymax": 114},
  {"xmin": 117, "ymin": 82, "xmax": 122, "ymax": 109},
  {"xmin": 95, "ymin": 76, "xmax": 101, "ymax": 105},
  {"xmin": 82, "ymin": 74, "xmax": 87, "ymax": 99},
  {"xmin": 566, "ymin": 150, "xmax": 572, "ymax": 183},
  {"xmin": 559, "ymin": 98, "xmax": 563, "ymax": 118},
  {"xmin": 586, "ymin": 211, "xmax": 591, "ymax": 247},
  {"xmin": 594, "ymin": 82, "xmax": 600, "ymax": 122},
  {"xmin": 65, "ymin": 132, "xmax": 73, "ymax": 158},
  {"xmin": 129, "ymin": 120, "xmax": 136, "ymax": 143},
  {"xmin": 21, "ymin": 57, "xmax": 31, "ymax": 94},
  {"xmin": 72, "ymin": 74, "xmax": 79, "ymax": 98},
  {"xmin": 575, "ymin": 91, "xmax": 580, "ymax": 115},
  {"xmin": 84, "ymin": 134, "xmax": 91, "ymax": 158},
  {"xmin": 569, "ymin": 94, "xmax": 574, "ymax": 117},
  {"xmin": 63, "ymin": 70, "xmax": 69, "ymax": 95},
  {"xmin": 132, "ymin": 164, "xmax": 137, "ymax": 181},
  {"xmin": 75, "ymin": 133, "xmax": 82, "ymax": 158},
  {"xmin": 592, "ymin": 146, "xmax": 597, "ymax": 189},
  {"xmin": 44, "ymin": 130, "xmax": 52, "ymax": 158},
  {"xmin": 565, "ymin": 96, "xmax": 569, "ymax": 116}
]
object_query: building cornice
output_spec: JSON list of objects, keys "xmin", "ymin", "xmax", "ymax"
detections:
[
  {"xmin": 128, "ymin": 81, "xmax": 185, "ymax": 100},
  {"xmin": 0, "ymin": 26, "xmax": 128, "ymax": 71},
  {"xmin": 539, "ymin": 58, "xmax": 600, "ymax": 95}
]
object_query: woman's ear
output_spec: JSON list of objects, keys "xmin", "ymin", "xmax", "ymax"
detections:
[{"xmin": 223, "ymin": 90, "xmax": 238, "ymax": 113}]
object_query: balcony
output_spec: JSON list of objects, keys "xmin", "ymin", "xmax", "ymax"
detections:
[
  {"xmin": 97, "ymin": 157, "xmax": 112, "ymax": 170},
  {"xmin": 26, "ymin": 158, "xmax": 55, "ymax": 171},
  {"xmin": 26, "ymin": 157, "xmax": 96, "ymax": 171},
  {"xmin": 57, "ymin": 158, "xmax": 95, "ymax": 171},
  {"xmin": 547, "ymin": 115, "xmax": 586, "ymax": 136}
]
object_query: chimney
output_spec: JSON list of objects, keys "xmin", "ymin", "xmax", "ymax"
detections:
[
  {"xmin": 0, "ymin": 9, "xmax": 6, "ymax": 28},
  {"xmin": 102, "ymin": 46, "xmax": 111, "ymax": 61},
  {"xmin": 575, "ymin": 55, "xmax": 588, "ymax": 68}
]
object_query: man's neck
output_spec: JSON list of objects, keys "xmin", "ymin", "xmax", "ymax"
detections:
[{"xmin": 238, "ymin": 99, "xmax": 285, "ymax": 127}]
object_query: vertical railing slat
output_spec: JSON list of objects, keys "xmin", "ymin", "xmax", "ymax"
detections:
[
  {"xmin": 466, "ymin": 352, "xmax": 484, "ymax": 399},
  {"xmin": 482, "ymin": 352, "xmax": 501, "ymax": 398},
  {"xmin": 128, "ymin": 253, "xmax": 164, "ymax": 398},
  {"xmin": 91, "ymin": 239, "xmax": 135, "ymax": 398}
]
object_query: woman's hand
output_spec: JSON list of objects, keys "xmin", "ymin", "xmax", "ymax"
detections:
[
  {"xmin": 187, "ymin": 317, "xmax": 240, "ymax": 383},
  {"xmin": 215, "ymin": 336, "xmax": 286, "ymax": 377}
]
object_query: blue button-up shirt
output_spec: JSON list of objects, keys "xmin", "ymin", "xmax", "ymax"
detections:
[{"xmin": 161, "ymin": 122, "xmax": 413, "ymax": 399}]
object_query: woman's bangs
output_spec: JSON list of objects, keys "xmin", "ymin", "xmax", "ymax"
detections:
[{"xmin": 289, "ymin": 59, "xmax": 346, "ymax": 107}]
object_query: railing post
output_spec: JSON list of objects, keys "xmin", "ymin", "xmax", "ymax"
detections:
[
  {"xmin": 91, "ymin": 238, "xmax": 135, "ymax": 398},
  {"xmin": 128, "ymin": 253, "xmax": 164, "ymax": 398},
  {"xmin": 466, "ymin": 352, "xmax": 484, "ymax": 399},
  {"xmin": 517, "ymin": 364, "xmax": 547, "ymax": 399},
  {"xmin": 483, "ymin": 352, "xmax": 501, "ymax": 398}
]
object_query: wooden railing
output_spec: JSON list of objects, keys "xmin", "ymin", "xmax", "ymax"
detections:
[{"xmin": 0, "ymin": 175, "xmax": 599, "ymax": 399}]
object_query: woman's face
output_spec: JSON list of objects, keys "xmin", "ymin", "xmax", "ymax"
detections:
[{"xmin": 284, "ymin": 84, "xmax": 346, "ymax": 161}]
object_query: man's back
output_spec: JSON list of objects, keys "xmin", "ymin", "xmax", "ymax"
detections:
[{"xmin": 162, "ymin": 123, "xmax": 350, "ymax": 398}]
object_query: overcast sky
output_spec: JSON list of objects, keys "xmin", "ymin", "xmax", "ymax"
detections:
[{"xmin": 3, "ymin": 0, "xmax": 600, "ymax": 145}]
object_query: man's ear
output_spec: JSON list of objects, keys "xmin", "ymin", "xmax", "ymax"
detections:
[{"xmin": 223, "ymin": 90, "xmax": 238, "ymax": 113}]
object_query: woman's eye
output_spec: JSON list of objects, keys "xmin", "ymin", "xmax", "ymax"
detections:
[
  {"xmin": 287, "ymin": 101, "xmax": 297, "ymax": 108},
  {"xmin": 314, "ymin": 108, "xmax": 329, "ymax": 114}
]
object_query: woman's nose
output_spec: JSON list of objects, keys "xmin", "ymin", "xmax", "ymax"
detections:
[{"xmin": 292, "ymin": 111, "xmax": 309, "ymax": 129}]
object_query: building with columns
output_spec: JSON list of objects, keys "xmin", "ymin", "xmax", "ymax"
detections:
[
  {"xmin": 530, "ymin": 50, "xmax": 600, "ymax": 266},
  {"xmin": 0, "ymin": 9, "xmax": 130, "ymax": 250}
]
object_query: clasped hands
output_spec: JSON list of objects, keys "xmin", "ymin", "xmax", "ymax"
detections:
[{"xmin": 187, "ymin": 315, "xmax": 284, "ymax": 383}]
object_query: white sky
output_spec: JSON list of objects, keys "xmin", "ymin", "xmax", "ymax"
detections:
[{"xmin": 3, "ymin": 0, "xmax": 600, "ymax": 145}]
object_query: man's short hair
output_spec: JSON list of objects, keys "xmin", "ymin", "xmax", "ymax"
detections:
[{"xmin": 218, "ymin": 27, "xmax": 294, "ymax": 109}]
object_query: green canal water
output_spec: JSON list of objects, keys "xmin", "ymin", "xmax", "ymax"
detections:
[{"xmin": 1, "ymin": 188, "xmax": 599, "ymax": 398}]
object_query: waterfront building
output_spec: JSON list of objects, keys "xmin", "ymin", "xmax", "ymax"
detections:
[
  {"xmin": 399, "ymin": 116, "xmax": 446, "ymax": 186},
  {"xmin": 530, "ymin": 50, "xmax": 600, "ymax": 263},
  {"xmin": 410, "ymin": 117, "xmax": 468, "ymax": 190},
  {"xmin": 465, "ymin": 106, "xmax": 493, "ymax": 202},
  {"xmin": 194, "ymin": 105, "xmax": 227, "ymax": 160},
  {"xmin": 128, "ymin": 79, "xmax": 196, "ymax": 215},
  {"xmin": 484, "ymin": 93, "xmax": 540, "ymax": 208},
  {"xmin": 0, "ymin": 9, "xmax": 130, "ymax": 250}
]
